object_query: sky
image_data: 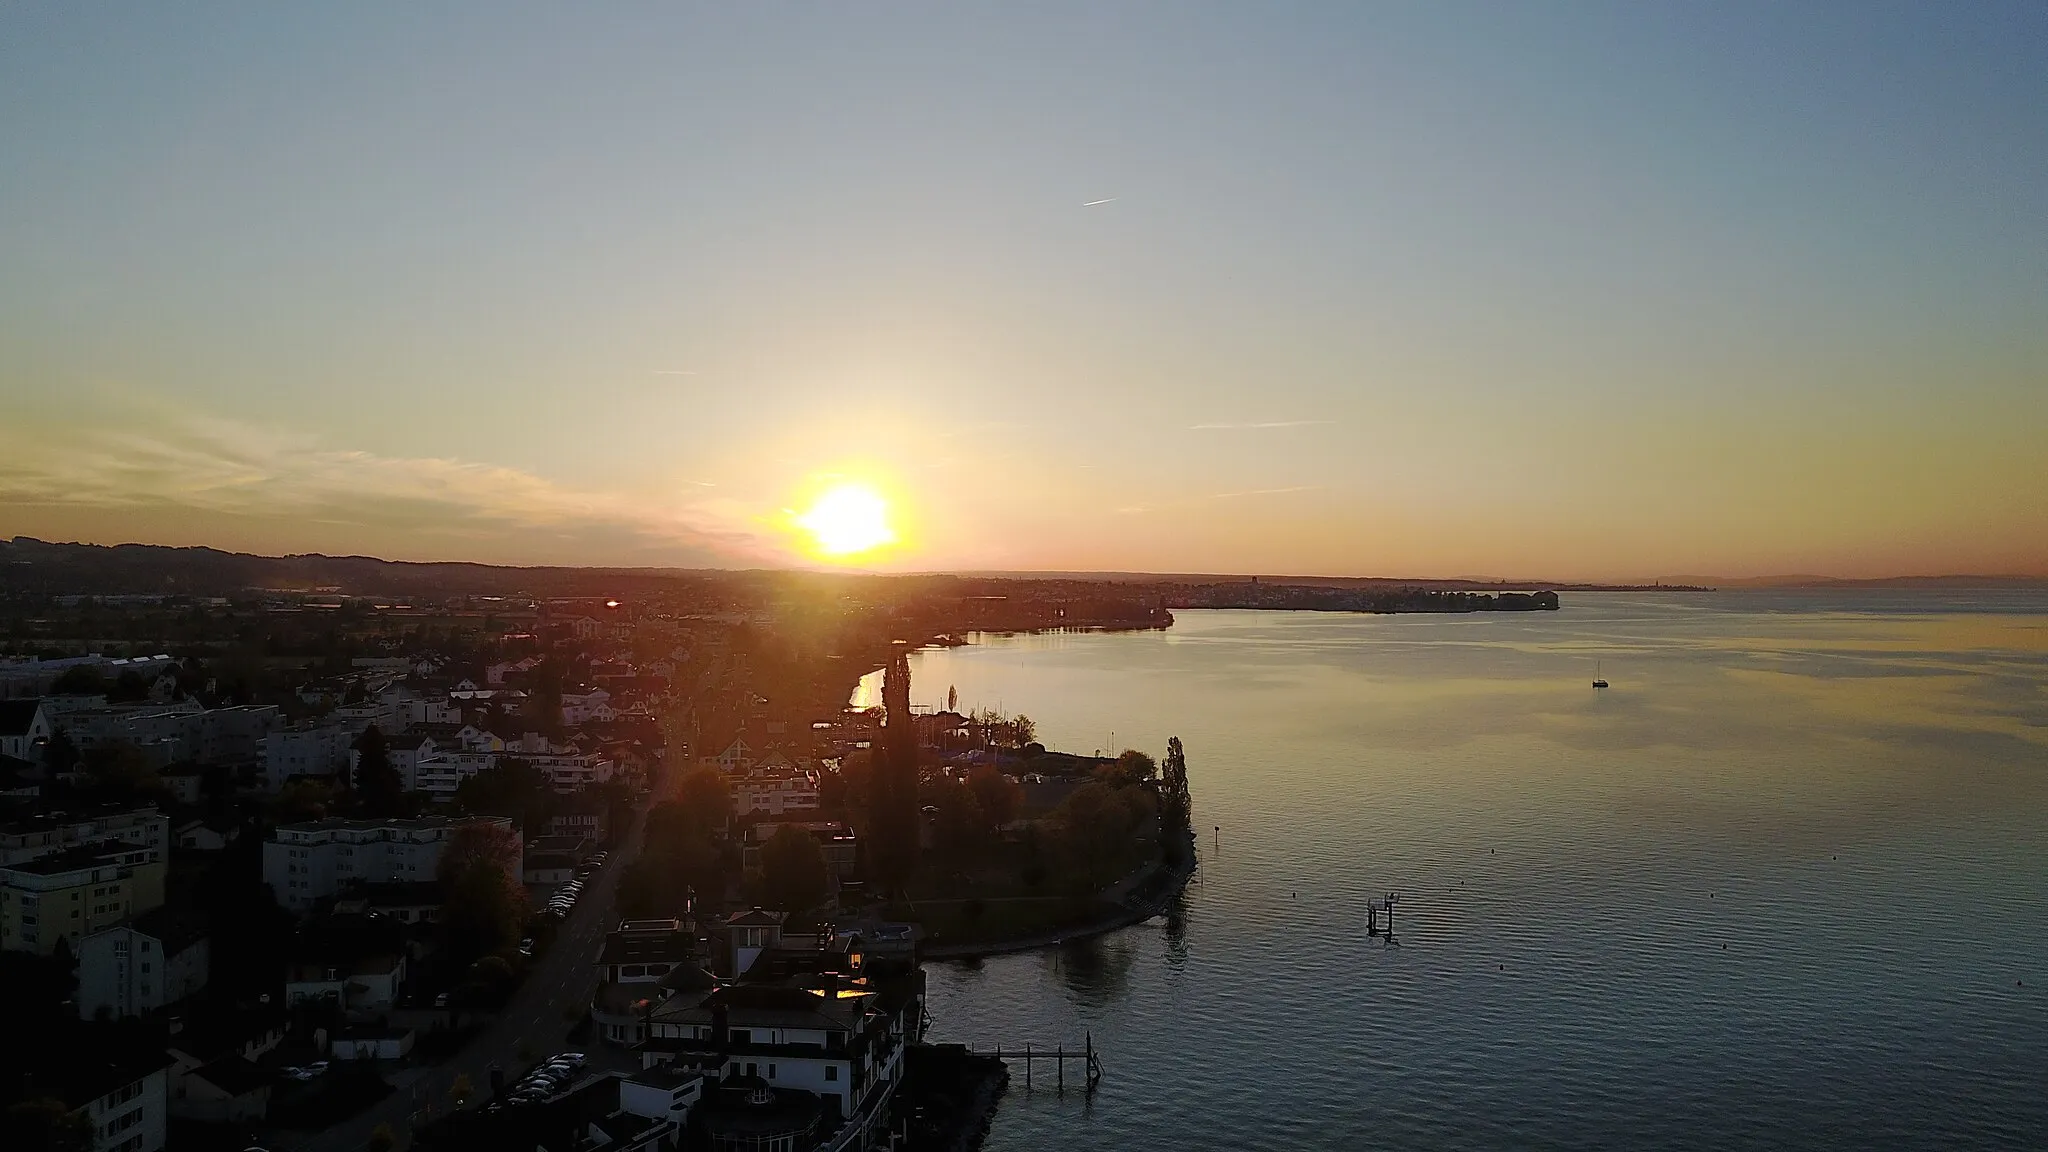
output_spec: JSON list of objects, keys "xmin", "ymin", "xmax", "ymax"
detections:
[{"xmin": 2, "ymin": 2, "xmax": 2044, "ymax": 580}]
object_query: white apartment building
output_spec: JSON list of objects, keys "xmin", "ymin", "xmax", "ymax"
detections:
[
  {"xmin": 262, "ymin": 815, "xmax": 516, "ymax": 912},
  {"xmin": 195, "ymin": 704, "xmax": 283, "ymax": 765},
  {"xmin": 260, "ymin": 723, "xmax": 359, "ymax": 791},
  {"xmin": 74, "ymin": 1061, "xmax": 171, "ymax": 1152},
  {"xmin": 77, "ymin": 912, "xmax": 210, "ymax": 1020}
]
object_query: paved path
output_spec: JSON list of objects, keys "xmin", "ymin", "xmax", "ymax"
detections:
[{"xmin": 266, "ymin": 806, "xmax": 648, "ymax": 1152}]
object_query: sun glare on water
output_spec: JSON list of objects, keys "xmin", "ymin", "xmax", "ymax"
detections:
[{"xmin": 795, "ymin": 483, "xmax": 897, "ymax": 558}]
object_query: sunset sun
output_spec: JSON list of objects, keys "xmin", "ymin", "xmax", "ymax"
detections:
[{"xmin": 795, "ymin": 483, "xmax": 896, "ymax": 558}]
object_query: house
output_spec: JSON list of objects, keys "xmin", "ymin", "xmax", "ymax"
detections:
[
  {"xmin": 165, "ymin": 1007, "xmax": 288, "ymax": 1110},
  {"xmin": 591, "ymin": 918, "xmax": 701, "ymax": 1046},
  {"xmin": 0, "ymin": 698, "xmax": 54, "ymax": 759},
  {"xmin": 560, "ymin": 688, "xmax": 615, "ymax": 726},
  {"xmin": 729, "ymin": 763, "xmax": 821, "ymax": 819},
  {"xmin": 723, "ymin": 907, "xmax": 787, "ymax": 977},
  {"xmin": 639, "ymin": 966, "xmax": 925, "ymax": 1150},
  {"xmin": 0, "ymin": 752, "xmax": 39, "ymax": 798},
  {"xmin": 380, "ymin": 730, "xmax": 438, "ymax": 791},
  {"xmin": 524, "ymin": 851, "xmax": 581, "ymax": 886},
  {"xmin": 169, "ymin": 1056, "xmax": 270, "ymax": 1123},
  {"xmin": 414, "ymin": 1069, "xmax": 684, "ymax": 1152},
  {"xmin": 156, "ymin": 765, "xmax": 206, "ymax": 805},
  {"xmin": 166, "ymin": 1007, "xmax": 287, "ymax": 1065},
  {"xmin": 545, "ymin": 795, "xmax": 611, "ymax": 843},
  {"xmin": 705, "ymin": 736, "xmax": 754, "ymax": 774},
  {"xmin": 172, "ymin": 818, "xmax": 238, "ymax": 853},
  {"xmin": 337, "ymin": 880, "xmax": 444, "ymax": 925},
  {"xmin": 285, "ymin": 951, "xmax": 408, "ymax": 1013},
  {"xmin": 77, "ymin": 908, "xmax": 210, "ymax": 1019},
  {"xmin": 328, "ymin": 1025, "xmax": 414, "ymax": 1061}
]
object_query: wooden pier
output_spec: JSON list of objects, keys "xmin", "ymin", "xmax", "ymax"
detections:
[{"xmin": 980, "ymin": 1032, "xmax": 1103, "ymax": 1093}]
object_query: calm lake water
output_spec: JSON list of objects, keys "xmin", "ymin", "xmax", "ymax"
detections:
[{"xmin": 888, "ymin": 594, "xmax": 2048, "ymax": 1150}]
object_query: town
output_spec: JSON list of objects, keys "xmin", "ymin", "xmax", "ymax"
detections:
[{"xmin": 0, "ymin": 545, "xmax": 1200, "ymax": 1152}]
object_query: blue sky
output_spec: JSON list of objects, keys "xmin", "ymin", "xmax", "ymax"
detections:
[{"xmin": 3, "ymin": 3, "xmax": 2043, "ymax": 577}]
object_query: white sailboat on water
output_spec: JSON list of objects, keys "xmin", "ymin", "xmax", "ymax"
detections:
[{"xmin": 1592, "ymin": 660, "xmax": 1609, "ymax": 689}]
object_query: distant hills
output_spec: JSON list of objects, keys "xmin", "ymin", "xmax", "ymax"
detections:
[
  {"xmin": 0, "ymin": 536, "xmax": 728, "ymax": 598},
  {"xmin": 3, "ymin": 537, "xmax": 2042, "ymax": 598}
]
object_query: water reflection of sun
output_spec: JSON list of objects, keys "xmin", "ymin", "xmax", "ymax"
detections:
[{"xmin": 795, "ymin": 482, "xmax": 896, "ymax": 559}]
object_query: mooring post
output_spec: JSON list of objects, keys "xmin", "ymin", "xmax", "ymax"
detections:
[
  {"xmin": 1058, "ymin": 1047, "xmax": 1065, "ymax": 1092},
  {"xmin": 1025, "ymin": 1044, "xmax": 1031, "ymax": 1089}
]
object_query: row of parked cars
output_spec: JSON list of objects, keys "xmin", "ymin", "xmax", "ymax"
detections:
[
  {"xmin": 488, "ymin": 1051, "xmax": 588, "ymax": 1110},
  {"xmin": 277, "ymin": 1060, "xmax": 328, "ymax": 1082},
  {"xmin": 544, "ymin": 852, "xmax": 608, "ymax": 920}
]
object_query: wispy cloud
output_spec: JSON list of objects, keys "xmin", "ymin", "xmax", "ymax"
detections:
[
  {"xmin": 1208, "ymin": 485, "xmax": 1321, "ymax": 500},
  {"xmin": 0, "ymin": 413, "xmax": 776, "ymax": 564},
  {"xmin": 1189, "ymin": 420, "xmax": 1332, "ymax": 430}
]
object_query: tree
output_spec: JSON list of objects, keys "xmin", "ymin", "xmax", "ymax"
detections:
[
  {"xmin": 453, "ymin": 757, "xmax": 552, "ymax": 833},
  {"xmin": 270, "ymin": 778, "xmax": 338, "ymax": 823},
  {"xmin": 440, "ymin": 855, "xmax": 525, "ymax": 969},
  {"xmin": 48, "ymin": 666, "xmax": 108, "ymax": 696},
  {"xmin": 1052, "ymin": 782, "xmax": 1154, "ymax": 892},
  {"xmin": 866, "ymin": 652, "xmax": 921, "ymax": 892},
  {"xmin": 931, "ymin": 787, "xmax": 989, "ymax": 871},
  {"xmin": 1, "ymin": 1098, "xmax": 94, "ymax": 1152},
  {"xmin": 760, "ymin": 825, "xmax": 828, "ymax": 914},
  {"xmin": 79, "ymin": 743, "xmax": 162, "ymax": 804},
  {"xmin": 352, "ymin": 725, "xmax": 405, "ymax": 817},
  {"xmin": 439, "ymin": 820, "xmax": 523, "ymax": 885},
  {"xmin": 108, "ymin": 669, "xmax": 149, "ymax": 703},
  {"xmin": 40, "ymin": 728, "xmax": 79, "ymax": 776},
  {"xmin": 367, "ymin": 1124, "xmax": 397, "ymax": 1152},
  {"xmin": 670, "ymin": 769, "xmax": 731, "ymax": 834},
  {"xmin": 966, "ymin": 764, "xmax": 1019, "ymax": 828},
  {"xmin": 1097, "ymin": 749, "xmax": 1157, "ymax": 789},
  {"xmin": 1160, "ymin": 736, "xmax": 1191, "ymax": 824}
]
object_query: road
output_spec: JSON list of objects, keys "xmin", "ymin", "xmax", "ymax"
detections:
[{"xmin": 269, "ymin": 805, "xmax": 648, "ymax": 1152}]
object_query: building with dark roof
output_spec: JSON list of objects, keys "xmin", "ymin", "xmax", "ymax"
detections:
[
  {"xmin": 76, "ymin": 906, "xmax": 210, "ymax": 1019},
  {"xmin": 170, "ymin": 1056, "xmax": 270, "ymax": 1123}
]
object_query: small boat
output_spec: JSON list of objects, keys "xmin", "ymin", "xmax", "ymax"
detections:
[{"xmin": 1592, "ymin": 660, "xmax": 1609, "ymax": 689}]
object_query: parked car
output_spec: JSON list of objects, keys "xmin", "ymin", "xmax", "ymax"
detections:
[
  {"xmin": 305, "ymin": 1062, "xmax": 329, "ymax": 1076},
  {"xmin": 434, "ymin": 992, "xmax": 450, "ymax": 1008}
]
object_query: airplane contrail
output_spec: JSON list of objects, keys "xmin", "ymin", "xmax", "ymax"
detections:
[{"xmin": 1083, "ymin": 198, "xmax": 1118, "ymax": 206}]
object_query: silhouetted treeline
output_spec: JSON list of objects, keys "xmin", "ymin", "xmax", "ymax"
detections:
[{"xmin": 1168, "ymin": 583, "xmax": 1560, "ymax": 613}]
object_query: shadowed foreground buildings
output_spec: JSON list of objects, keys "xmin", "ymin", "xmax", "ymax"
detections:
[{"xmin": 428, "ymin": 914, "xmax": 925, "ymax": 1152}]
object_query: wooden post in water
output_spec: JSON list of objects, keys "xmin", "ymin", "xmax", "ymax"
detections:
[
  {"xmin": 1024, "ymin": 1043, "xmax": 1031, "ymax": 1089},
  {"xmin": 1058, "ymin": 1046, "xmax": 1064, "ymax": 1092}
]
